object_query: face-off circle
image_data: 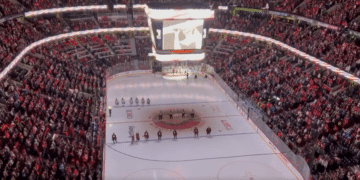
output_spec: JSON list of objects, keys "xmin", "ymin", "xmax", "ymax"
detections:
[
  {"xmin": 151, "ymin": 109, "xmax": 203, "ymax": 130},
  {"xmin": 217, "ymin": 161, "xmax": 286, "ymax": 180}
]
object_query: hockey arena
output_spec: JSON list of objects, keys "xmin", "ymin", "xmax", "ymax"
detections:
[
  {"xmin": 104, "ymin": 72, "xmax": 303, "ymax": 180},
  {"xmin": 4, "ymin": 0, "xmax": 360, "ymax": 179}
]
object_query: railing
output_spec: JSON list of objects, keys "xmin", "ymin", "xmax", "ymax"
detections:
[{"xmin": 210, "ymin": 72, "xmax": 310, "ymax": 180}]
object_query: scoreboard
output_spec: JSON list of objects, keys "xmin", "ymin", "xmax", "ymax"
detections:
[{"xmin": 145, "ymin": 3, "xmax": 214, "ymax": 61}]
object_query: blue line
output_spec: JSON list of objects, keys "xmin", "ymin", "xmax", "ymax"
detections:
[{"xmin": 111, "ymin": 100, "xmax": 229, "ymax": 109}]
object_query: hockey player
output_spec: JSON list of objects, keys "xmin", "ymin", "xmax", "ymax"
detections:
[
  {"xmin": 194, "ymin": 127, "xmax": 199, "ymax": 137},
  {"xmin": 109, "ymin": 107, "xmax": 112, "ymax": 117},
  {"xmin": 159, "ymin": 111, "xmax": 163, "ymax": 120},
  {"xmin": 135, "ymin": 97, "xmax": 139, "ymax": 105},
  {"xmin": 141, "ymin": 98, "xmax": 145, "ymax": 106},
  {"xmin": 182, "ymin": 109, "xmax": 186, "ymax": 118},
  {"xmin": 206, "ymin": 127, "xmax": 211, "ymax": 135},
  {"xmin": 136, "ymin": 132, "xmax": 140, "ymax": 141},
  {"xmin": 112, "ymin": 133, "xmax": 117, "ymax": 144},
  {"xmin": 169, "ymin": 110, "xmax": 173, "ymax": 119},
  {"xmin": 121, "ymin": 98, "xmax": 125, "ymax": 106},
  {"xmin": 147, "ymin": 98, "xmax": 150, "ymax": 105},
  {"xmin": 129, "ymin": 98, "xmax": 133, "ymax": 106},
  {"xmin": 186, "ymin": 72, "xmax": 189, "ymax": 79},
  {"xmin": 131, "ymin": 134, "xmax": 135, "ymax": 144},
  {"xmin": 191, "ymin": 109, "xmax": 195, "ymax": 118},
  {"xmin": 173, "ymin": 129, "xmax": 177, "ymax": 139},
  {"xmin": 144, "ymin": 131, "xmax": 149, "ymax": 141},
  {"xmin": 115, "ymin": 98, "xmax": 119, "ymax": 105},
  {"xmin": 157, "ymin": 130, "xmax": 162, "ymax": 140}
]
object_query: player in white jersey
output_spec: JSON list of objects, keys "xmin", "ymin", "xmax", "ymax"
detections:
[
  {"xmin": 135, "ymin": 97, "xmax": 139, "ymax": 105},
  {"xmin": 129, "ymin": 98, "xmax": 133, "ymax": 105},
  {"xmin": 141, "ymin": 98, "xmax": 145, "ymax": 106}
]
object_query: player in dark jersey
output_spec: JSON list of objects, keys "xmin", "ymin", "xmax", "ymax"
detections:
[
  {"xmin": 173, "ymin": 129, "xmax": 177, "ymax": 139},
  {"xmin": 194, "ymin": 127, "xmax": 199, "ymax": 137},
  {"xmin": 169, "ymin": 110, "xmax": 173, "ymax": 119},
  {"xmin": 136, "ymin": 132, "xmax": 140, "ymax": 141},
  {"xmin": 144, "ymin": 131, "xmax": 149, "ymax": 141},
  {"xmin": 112, "ymin": 133, "xmax": 117, "ymax": 144},
  {"xmin": 157, "ymin": 130, "xmax": 162, "ymax": 140},
  {"xmin": 206, "ymin": 127, "xmax": 211, "ymax": 135}
]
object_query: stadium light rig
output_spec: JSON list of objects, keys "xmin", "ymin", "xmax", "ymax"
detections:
[{"xmin": 144, "ymin": 4, "xmax": 214, "ymax": 20}]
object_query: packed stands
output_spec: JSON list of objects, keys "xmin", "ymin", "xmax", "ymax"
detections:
[
  {"xmin": 222, "ymin": 11, "xmax": 360, "ymax": 79},
  {"xmin": 0, "ymin": 29, "xmax": 152, "ymax": 179},
  {"xmin": 207, "ymin": 33, "xmax": 360, "ymax": 179},
  {"xmin": 0, "ymin": 50, "xmax": 107, "ymax": 180},
  {"xmin": 1, "ymin": 2, "xmax": 360, "ymax": 179}
]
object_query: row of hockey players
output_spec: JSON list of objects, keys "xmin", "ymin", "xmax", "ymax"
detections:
[
  {"xmin": 115, "ymin": 97, "xmax": 150, "ymax": 106},
  {"xmin": 159, "ymin": 109, "xmax": 195, "ymax": 120},
  {"xmin": 112, "ymin": 127, "xmax": 212, "ymax": 144}
]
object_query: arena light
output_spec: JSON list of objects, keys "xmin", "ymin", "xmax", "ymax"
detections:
[
  {"xmin": 133, "ymin": 4, "xmax": 147, "ymax": 9},
  {"xmin": 218, "ymin": 6, "xmax": 228, "ymax": 10},
  {"xmin": 113, "ymin": 4, "xmax": 126, "ymax": 9},
  {"xmin": 25, "ymin": 5, "xmax": 108, "ymax": 17},
  {"xmin": 145, "ymin": 5, "xmax": 214, "ymax": 20}
]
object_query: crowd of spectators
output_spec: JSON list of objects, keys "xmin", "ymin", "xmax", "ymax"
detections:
[
  {"xmin": 1, "ymin": 2, "xmax": 360, "ymax": 179},
  {"xmin": 70, "ymin": 19, "xmax": 98, "ymax": 31},
  {"xmin": 0, "ymin": 22, "xmax": 154, "ymax": 178},
  {"xmin": 132, "ymin": 15, "xmax": 147, "ymax": 27},
  {"xmin": 207, "ymin": 34, "xmax": 360, "ymax": 179},
  {"xmin": 237, "ymin": 0, "xmax": 360, "ymax": 30},
  {"xmin": 0, "ymin": 18, "xmax": 44, "ymax": 73},
  {"xmin": 29, "ymin": 17, "xmax": 70, "ymax": 37},
  {"xmin": 222, "ymin": 11, "xmax": 360, "ymax": 78},
  {"xmin": 0, "ymin": 44, "xmax": 107, "ymax": 179},
  {"xmin": 0, "ymin": 0, "xmax": 26, "ymax": 18},
  {"xmin": 135, "ymin": 38, "xmax": 151, "ymax": 61}
]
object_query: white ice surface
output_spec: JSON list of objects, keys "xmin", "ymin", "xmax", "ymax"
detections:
[{"xmin": 105, "ymin": 74, "xmax": 301, "ymax": 180}]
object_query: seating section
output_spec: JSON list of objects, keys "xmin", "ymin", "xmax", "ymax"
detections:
[
  {"xmin": 224, "ymin": 11, "xmax": 360, "ymax": 78},
  {"xmin": 0, "ymin": 52, "xmax": 107, "ymax": 180},
  {"xmin": 0, "ymin": 28, "xmax": 153, "ymax": 179},
  {"xmin": 207, "ymin": 33, "xmax": 360, "ymax": 179},
  {"xmin": 1, "ymin": 3, "xmax": 360, "ymax": 180}
]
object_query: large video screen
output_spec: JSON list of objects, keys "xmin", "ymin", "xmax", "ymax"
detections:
[{"xmin": 162, "ymin": 19, "xmax": 204, "ymax": 50}]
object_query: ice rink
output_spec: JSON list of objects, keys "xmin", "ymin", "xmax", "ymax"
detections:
[{"xmin": 104, "ymin": 73, "xmax": 303, "ymax": 180}]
